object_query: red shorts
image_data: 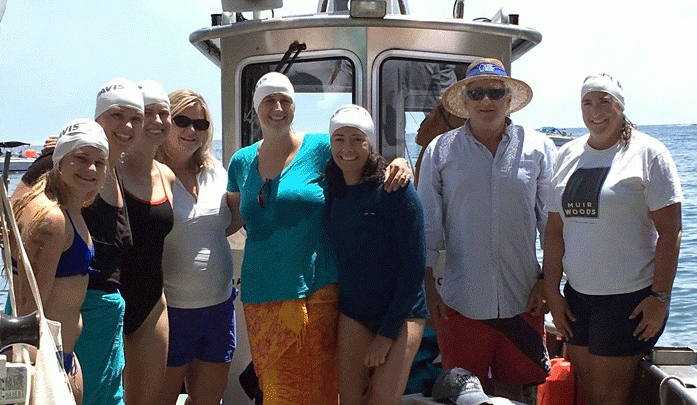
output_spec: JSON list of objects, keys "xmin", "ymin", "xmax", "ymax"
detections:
[{"xmin": 436, "ymin": 306, "xmax": 550, "ymax": 391}]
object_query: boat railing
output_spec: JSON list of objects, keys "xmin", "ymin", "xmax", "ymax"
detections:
[{"xmin": 641, "ymin": 359, "xmax": 697, "ymax": 405}]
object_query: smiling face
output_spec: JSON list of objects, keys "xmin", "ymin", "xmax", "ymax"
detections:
[
  {"xmin": 143, "ymin": 102, "xmax": 171, "ymax": 147},
  {"xmin": 582, "ymin": 91, "xmax": 624, "ymax": 145},
  {"xmin": 257, "ymin": 93, "xmax": 295, "ymax": 132},
  {"xmin": 164, "ymin": 103, "xmax": 209, "ymax": 164},
  {"xmin": 58, "ymin": 145, "xmax": 109, "ymax": 197},
  {"xmin": 95, "ymin": 106, "xmax": 143, "ymax": 161},
  {"xmin": 331, "ymin": 126, "xmax": 371, "ymax": 185},
  {"xmin": 462, "ymin": 79, "xmax": 511, "ymax": 128}
]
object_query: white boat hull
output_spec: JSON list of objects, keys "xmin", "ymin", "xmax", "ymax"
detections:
[{"xmin": 0, "ymin": 158, "xmax": 35, "ymax": 172}]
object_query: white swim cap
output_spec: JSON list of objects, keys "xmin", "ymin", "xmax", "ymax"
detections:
[
  {"xmin": 138, "ymin": 79, "xmax": 170, "ymax": 109},
  {"xmin": 582, "ymin": 73, "xmax": 625, "ymax": 110},
  {"xmin": 329, "ymin": 104, "xmax": 375, "ymax": 140},
  {"xmin": 94, "ymin": 78, "xmax": 145, "ymax": 119},
  {"xmin": 53, "ymin": 118, "xmax": 109, "ymax": 165},
  {"xmin": 253, "ymin": 72, "xmax": 295, "ymax": 113}
]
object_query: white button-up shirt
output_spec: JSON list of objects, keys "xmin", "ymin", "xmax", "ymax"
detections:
[{"xmin": 418, "ymin": 122, "xmax": 557, "ymax": 319}]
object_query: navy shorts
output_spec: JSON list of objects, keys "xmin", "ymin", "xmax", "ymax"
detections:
[
  {"xmin": 564, "ymin": 283, "xmax": 667, "ymax": 357},
  {"xmin": 167, "ymin": 291, "xmax": 237, "ymax": 367}
]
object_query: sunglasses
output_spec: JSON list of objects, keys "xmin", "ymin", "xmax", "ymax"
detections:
[
  {"xmin": 173, "ymin": 115, "xmax": 210, "ymax": 131},
  {"xmin": 465, "ymin": 88, "xmax": 507, "ymax": 101},
  {"xmin": 257, "ymin": 178, "xmax": 272, "ymax": 209}
]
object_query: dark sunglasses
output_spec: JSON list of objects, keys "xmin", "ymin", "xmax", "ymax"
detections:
[
  {"xmin": 466, "ymin": 88, "xmax": 507, "ymax": 101},
  {"xmin": 173, "ymin": 115, "xmax": 210, "ymax": 131},
  {"xmin": 257, "ymin": 178, "xmax": 272, "ymax": 209}
]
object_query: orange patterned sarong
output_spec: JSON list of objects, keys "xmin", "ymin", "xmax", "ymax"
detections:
[{"xmin": 244, "ymin": 284, "xmax": 339, "ymax": 405}]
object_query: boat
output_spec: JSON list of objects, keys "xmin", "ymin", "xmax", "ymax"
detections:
[
  {"xmin": 537, "ymin": 126, "xmax": 574, "ymax": 147},
  {"xmin": 187, "ymin": 1, "xmax": 697, "ymax": 404},
  {"xmin": 0, "ymin": 141, "xmax": 37, "ymax": 172}
]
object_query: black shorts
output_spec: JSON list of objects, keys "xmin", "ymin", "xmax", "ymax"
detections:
[{"xmin": 564, "ymin": 283, "xmax": 667, "ymax": 357}]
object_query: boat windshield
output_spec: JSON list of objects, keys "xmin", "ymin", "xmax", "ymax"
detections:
[
  {"xmin": 240, "ymin": 57, "xmax": 355, "ymax": 147},
  {"xmin": 377, "ymin": 57, "xmax": 468, "ymax": 165}
]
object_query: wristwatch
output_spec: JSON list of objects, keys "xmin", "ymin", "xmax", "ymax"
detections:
[{"xmin": 650, "ymin": 290, "xmax": 671, "ymax": 303}]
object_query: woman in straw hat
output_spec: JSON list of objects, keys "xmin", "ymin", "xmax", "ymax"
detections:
[
  {"xmin": 543, "ymin": 73, "xmax": 683, "ymax": 404},
  {"xmin": 226, "ymin": 72, "xmax": 411, "ymax": 404},
  {"xmin": 11, "ymin": 118, "xmax": 110, "ymax": 404},
  {"xmin": 325, "ymin": 104, "xmax": 429, "ymax": 405}
]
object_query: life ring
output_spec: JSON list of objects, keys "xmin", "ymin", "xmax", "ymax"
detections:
[{"xmin": 23, "ymin": 149, "xmax": 38, "ymax": 158}]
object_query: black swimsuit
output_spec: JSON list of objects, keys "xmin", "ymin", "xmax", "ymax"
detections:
[
  {"xmin": 120, "ymin": 171, "xmax": 173, "ymax": 335},
  {"xmin": 82, "ymin": 168, "xmax": 132, "ymax": 292}
]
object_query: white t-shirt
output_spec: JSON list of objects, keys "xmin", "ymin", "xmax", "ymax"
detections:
[
  {"xmin": 548, "ymin": 131, "xmax": 683, "ymax": 295},
  {"xmin": 162, "ymin": 161, "xmax": 234, "ymax": 308}
]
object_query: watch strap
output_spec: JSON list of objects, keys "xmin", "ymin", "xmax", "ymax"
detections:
[{"xmin": 650, "ymin": 290, "xmax": 670, "ymax": 302}]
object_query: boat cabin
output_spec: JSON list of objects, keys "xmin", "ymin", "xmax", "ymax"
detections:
[{"xmin": 190, "ymin": 0, "xmax": 540, "ymax": 166}]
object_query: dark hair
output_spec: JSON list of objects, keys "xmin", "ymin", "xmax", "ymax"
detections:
[{"xmin": 325, "ymin": 148, "xmax": 386, "ymax": 198}]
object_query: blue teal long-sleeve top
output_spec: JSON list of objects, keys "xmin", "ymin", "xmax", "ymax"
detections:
[{"xmin": 328, "ymin": 180, "xmax": 429, "ymax": 340}]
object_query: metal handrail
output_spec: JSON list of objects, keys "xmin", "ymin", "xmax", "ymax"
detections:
[{"xmin": 641, "ymin": 359, "xmax": 697, "ymax": 405}]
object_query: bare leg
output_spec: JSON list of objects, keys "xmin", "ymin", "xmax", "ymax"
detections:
[
  {"xmin": 69, "ymin": 355, "xmax": 83, "ymax": 405},
  {"xmin": 566, "ymin": 344, "xmax": 594, "ymax": 398},
  {"xmin": 567, "ymin": 344, "xmax": 642, "ymax": 405},
  {"xmin": 367, "ymin": 319, "xmax": 425, "ymax": 405},
  {"xmin": 337, "ymin": 315, "xmax": 373, "ymax": 405},
  {"xmin": 184, "ymin": 359, "xmax": 232, "ymax": 405},
  {"xmin": 124, "ymin": 294, "xmax": 169, "ymax": 405},
  {"xmin": 160, "ymin": 364, "xmax": 188, "ymax": 405}
]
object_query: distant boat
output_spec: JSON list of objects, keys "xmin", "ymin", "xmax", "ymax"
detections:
[
  {"xmin": 0, "ymin": 141, "xmax": 37, "ymax": 172},
  {"xmin": 537, "ymin": 127, "xmax": 574, "ymax": 147}
]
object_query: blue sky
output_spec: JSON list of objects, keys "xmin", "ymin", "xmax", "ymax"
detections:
[{"xmin": 1, "ymin": 1, "xmax": 696, "ymax": 145}]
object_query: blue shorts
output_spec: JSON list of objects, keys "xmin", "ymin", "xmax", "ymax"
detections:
[
  {"xmin": 167, "ymin": 292, "xmax": 237, "ymax": 367},
  {"xmin": 564, "ymin": 283, "xmax": 667, "ymax": 357}
]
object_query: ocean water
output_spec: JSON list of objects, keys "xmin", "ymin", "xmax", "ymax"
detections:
[{"xmin": 2, "ymin": 124, "xmax": 696, "ymax": 349}]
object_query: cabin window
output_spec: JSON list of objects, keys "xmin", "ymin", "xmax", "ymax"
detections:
[
  {"xmin": 377, "ymin": 58, "xmax": 468, "ymax": 167},
  {"xmin": 240, "ymin": 58, "xmax": 356, "ymax": 147}
]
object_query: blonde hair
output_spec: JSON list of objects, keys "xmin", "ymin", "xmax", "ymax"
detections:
[
  {"xmin": 12, "ymin": 162, "xmax": 100, "ymax": 241},
  {"xmin": 156, "ymin": 89, "xmax": 216, "ymax": 172}
]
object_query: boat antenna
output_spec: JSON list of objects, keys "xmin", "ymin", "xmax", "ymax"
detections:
[
  {"xmin": 275, "ymin": 40, "xmax": 307, "ymax": 74},
  {"xmin": 453, "ymin": 0, "xmax": 464, "ymax": 18}
]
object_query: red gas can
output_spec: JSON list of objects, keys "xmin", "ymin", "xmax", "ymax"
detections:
[{"xmin": 537, "ymin": 357, "xmax": 585, "ymax": 405}]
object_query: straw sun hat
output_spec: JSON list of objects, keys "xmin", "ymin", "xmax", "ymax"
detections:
[{"xmin": 441, "ymin": 58, "xmax": 533, "ymax": 119}]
